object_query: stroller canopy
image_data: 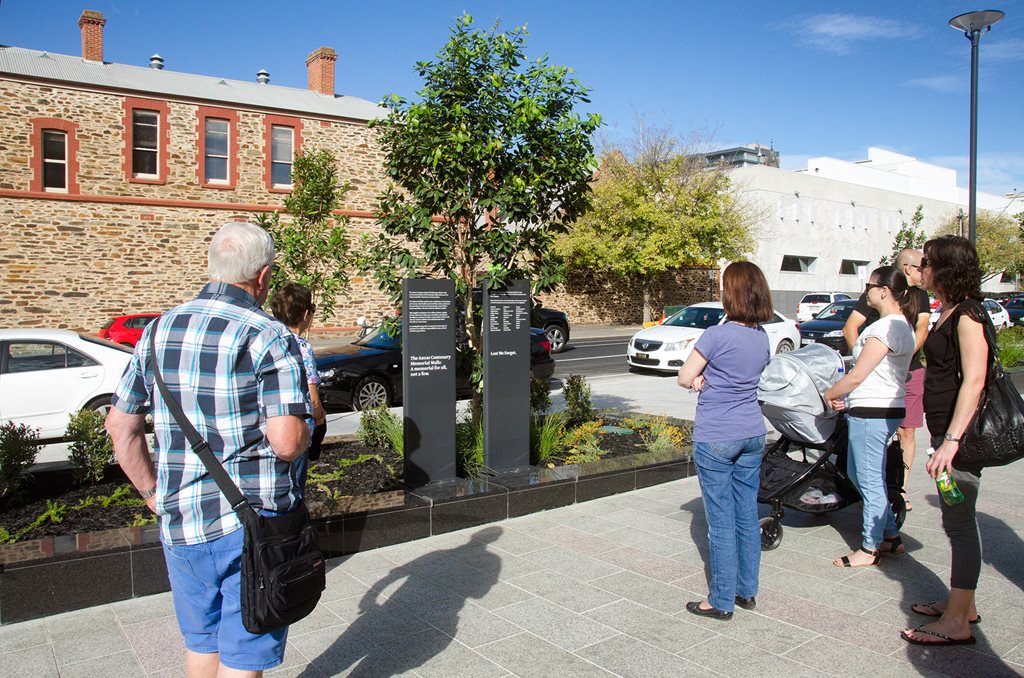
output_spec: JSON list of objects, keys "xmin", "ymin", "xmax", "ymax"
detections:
[{"xmin": 758, "ymin": 343, "xmax": 846, "ymax": 445}]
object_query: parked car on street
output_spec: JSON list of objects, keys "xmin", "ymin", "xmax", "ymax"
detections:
[
  {"xmin": 796, "ymin": 292, "xmax": 852, "ymax": 322},
  {"xmin": 316, "ymin": 324, "xmax": 556, "ymax": 411},
  {"xmin": 0, "ymin": 329, "xmax": 132, "ymax": 441},
  {"xmin": 625, "ymin": 302, "xmax": 799, "ymax": 373},
  {"xmin": 1004, "ymin": 296, "xmax": 1024, "ymax": 326},
  {"xmin": 797, "ymin": 299, "xmax": 859, "ymax": 356},
  {"xmin": 99, "ymin": 313, "xmax": 160, "ymax": 347},
  {"xmin": 930, "ymin": 298, "xmax": 1010, "ymax": 330}
]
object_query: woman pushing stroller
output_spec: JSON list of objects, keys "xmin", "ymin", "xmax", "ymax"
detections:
[{"xmin": 823, "ymin": 266, "xmax": 917, "ymax": 567}]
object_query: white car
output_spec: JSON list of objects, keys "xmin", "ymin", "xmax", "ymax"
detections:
[
  {"xmin": 796, "ymin": 292, "xmax": 852, "ymax": 322},
  {"xmin": 930, "ymin": 298, "xmax": 1010, "ymax": 330},
  {"xmin": 0, "ymin": 329, "xmax": 132, "ymax": 441},
  {"xmin": 626, "ymin": 302, "xmax": 800, "ymax": 373}
]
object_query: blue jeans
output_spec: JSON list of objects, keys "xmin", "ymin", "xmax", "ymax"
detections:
[
  {"xmin": 847, "ymin": 416, "xmax": 901, "ymax": 550},
  {"xmin": 694, "ymin": 435, "xmax": 765, "ymax": 612}
]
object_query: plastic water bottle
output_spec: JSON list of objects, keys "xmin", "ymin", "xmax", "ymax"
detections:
[{"xmin": 927, "ymin": 448, "xmax": 964, "ymax": 506}]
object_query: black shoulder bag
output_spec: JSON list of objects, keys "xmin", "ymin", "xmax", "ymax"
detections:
[
  {"xmin": 950, "ymin": 303, "xmax": 1024, "ymax": 468},
  {"xmin": 148, "ymin": 320, "xmax": 325, "ymax": 634}
]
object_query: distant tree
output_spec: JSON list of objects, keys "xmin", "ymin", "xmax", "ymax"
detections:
[
  {"xmin": 255, "ymin": 149, "xmax": 351, "ymax": 323},
  {"xmin": 554, "ymin": 121, "xmax": 752, "ymax": 322},
  {"xmin": 361, "ymin": 14, "xmax": 601, "ymax": 422},
  {"xmin": 880, "ymin": 204, "xmax": 927, "ymax": 265},
  {"xmin": 935, "ymin": 209, "xmax": 1024, "ymax": 282}
]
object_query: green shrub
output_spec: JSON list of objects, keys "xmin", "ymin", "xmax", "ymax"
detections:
[
  {"xmin": 455, "ymin": 415, "xmax": 484, "ymax": 478},
  {"xmin": 66, "ymin": 409, "xmax": 113, "ymax": 485},
  {"xmin": 997, "ymin": 325, "xmax": 1024, "ymax": 368},
  {"xmin": 563, "ymin": 374, "xmax": 595, "ymax": 426},
  {"xmin": 563, "ymin": 419, "xmax": 605, "ymax": 465},
  {"xmin": 356, "ymin": 407, "xmax": 403, "ymax": 453},
  {"xmin": 530, "ymin": 412, "xmax": 566, "ymax": 465},
  {"xmin": 624, "ymin": 415, "xmax": 690, "ymax": 454},
  {"xmin": 0, "ymin": 421, "xmax": 40, "ymax": 502},
  {"xmin": 530, "ymin": 375, "xmax": 552, "ymax": 416}
]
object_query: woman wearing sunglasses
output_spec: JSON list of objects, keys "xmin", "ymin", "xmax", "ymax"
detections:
[
  {"xmin": 901, "ymin": 235, "xmax": 988, "ymax": 647},
  {"xmin": 824, "ymin": 266, "xmax": 916, "ymax": 568}
]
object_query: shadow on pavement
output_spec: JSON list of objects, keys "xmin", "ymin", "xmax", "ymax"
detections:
[{"xmin": 297, "ymin": 527, "xmax": 503, "ymax": 677}]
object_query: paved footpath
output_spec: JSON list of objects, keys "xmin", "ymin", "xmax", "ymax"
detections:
[{"xmin": 5, "ymin": 326, "xmax": 1024, "ymax": 676}]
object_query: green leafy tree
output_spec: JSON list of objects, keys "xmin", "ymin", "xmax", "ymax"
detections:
[
  {"xmin": 881, "ymin": 204, "xmax": 927, "ymax": 265},
  {"xmin": 362, "ymin": 14, "xmax": 601, "ymax": 422},
  {"xmin": 554, "ymin": 121, "xmax": 752, "ymax": 322},
  {"xmin": 255, "ymin": 149, "xmax": 351, "ymax": 322},
  {"xmin": 936, "ymin": 209, "xmax": 1024, "ymax": 282}
]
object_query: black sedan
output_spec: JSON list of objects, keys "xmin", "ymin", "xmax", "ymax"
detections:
[
  {"xmin": 798, "ymin": 299, "xmax": 858, "ymax": 356},
  {"xmin": 316, "ymin": 326, "xmax": 556, "ymax": 411}
]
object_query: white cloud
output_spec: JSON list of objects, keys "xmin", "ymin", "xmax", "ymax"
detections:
[
  {"xmin": 905, "ymin": 75, "xmax": 962, "ymax": 94},
  {"xmin": 925, "ymin": 152, "xmax": 1024, "ymax": 197},
  {"xmin": 781, "ymin": 14, "xmax": 922, "ymax": 54},
  {"xmin": 984, "ymin": 38, "xmax": 1024, "ymax": 64}
]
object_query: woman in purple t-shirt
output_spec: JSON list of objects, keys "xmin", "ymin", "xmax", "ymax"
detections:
[{"xmin": 678, "ymin": 262, "xmax": 773, "ymax": 620}]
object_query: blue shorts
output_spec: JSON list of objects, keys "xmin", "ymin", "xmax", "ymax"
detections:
[{"xmin": 162, "ymin": 528, "xmax": 287, "ymax": 671}]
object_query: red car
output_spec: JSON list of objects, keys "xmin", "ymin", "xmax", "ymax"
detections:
[{"xmin": 99, "ymin": 313, "xmax": 160, "ymax": 347}]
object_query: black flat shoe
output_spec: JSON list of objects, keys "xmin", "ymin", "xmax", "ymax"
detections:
[
  {"xmin": 686, "ymin": 601, "xmax": 733, "ymax": 620},
  {"xmin": 735, "ymin": 596, "xmax": 756, "ymax": 610}
]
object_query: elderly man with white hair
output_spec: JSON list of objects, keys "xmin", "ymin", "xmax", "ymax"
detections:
[{"xmin": 106, "ymin": 222, "xmax": 310, "ymax": 678}]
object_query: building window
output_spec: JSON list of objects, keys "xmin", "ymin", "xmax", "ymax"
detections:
[
  {"xmin": 132, "ymin": 110, "xmax": 159, "ymax": 178},
  {"xmin": 781, "ymin": 255, "xmax": 816, "ymax": 273},
  {"xmin": 30, "ymin": 117, "xmax": 80, "ymax": 195},
  {"xmin": 196, "ymin": 106, "xmax": 239, "ymax": 189},
  {"xmin": 263, "ymin": 114, "xmax": 303, "ymax": 192},
  {"xmin": 839, "ymin": 259, "xmax": 869, "ymax": 275},
  {"xmin": 42, "ymin": 130, "xmax": 68, "ymax": 192},
  {"xmin": 271, "ymin": 126, "xmax": 294, "ymax": 187},
  {"xmin": 204, "ymin": 119, "xmax": 229, "ymax": 183},
  {"xmin": 122, "ymin": 97, "xmax": 170, "ymax": 184}
]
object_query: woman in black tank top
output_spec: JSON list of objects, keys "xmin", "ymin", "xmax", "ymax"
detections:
[{"xmin": 902, "ymin": 236, "xmax": 988, "ymax": 647}]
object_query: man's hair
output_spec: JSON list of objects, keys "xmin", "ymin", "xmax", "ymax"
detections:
[
  {"xmin": 895, "ymin": 248, "xmax": 922, "ymax": 269},
  {"xmin": 269, "ymin": 282, "xmax": 314, "ymax": 327},
  {"xmin": 722, "ymin": 261, "xmax": 774, "ymax": 324},
  {"xmin": 923, "ymin": 235, "xmax": 982, "ymax": 304},
  {"xmin": 208, "ymin": 222, "xmax": 275, "ymax": 284}
]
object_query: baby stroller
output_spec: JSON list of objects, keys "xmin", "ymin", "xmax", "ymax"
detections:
[{"xmin": 756, "ymin": 343, "xmax": 907, "ymax": 550}]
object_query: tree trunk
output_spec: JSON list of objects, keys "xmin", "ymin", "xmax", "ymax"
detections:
[{"xmin": 642, "ymin": 280, "xmax": 653, "ymax": 324}]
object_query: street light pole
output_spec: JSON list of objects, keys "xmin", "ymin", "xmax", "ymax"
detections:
[{"xmin": 948, "ymin": 9, "xmax": 1005, "ymax": 246}]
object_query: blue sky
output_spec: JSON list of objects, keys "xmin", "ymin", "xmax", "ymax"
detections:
[{"xmin": 2, "ymin": 0, "xmax": 1022, "ymax": 198}]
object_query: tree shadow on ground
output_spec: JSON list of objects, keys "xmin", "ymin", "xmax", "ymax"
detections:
[{"xmin": 297, "ymin": 526, "xmax": 503, "ymax": 677}]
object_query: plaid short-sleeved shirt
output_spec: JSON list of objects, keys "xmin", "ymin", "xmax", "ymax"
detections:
[{"xmin": 113, "ymin": 282, "xmax": 311, "ymax": 546}]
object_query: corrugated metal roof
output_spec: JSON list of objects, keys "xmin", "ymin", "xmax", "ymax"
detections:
[{"xmin": 0, "ymin": 45, "xmax": 385, "ymax": 122}]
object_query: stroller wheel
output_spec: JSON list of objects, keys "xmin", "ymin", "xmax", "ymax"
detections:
[
  {"xmin": 760, "ymin": 516, "xmax": 783, "ymax": 551},
  {"xmin": 890, "ymin": 493, "xmax": 907, "ymax": 529}
]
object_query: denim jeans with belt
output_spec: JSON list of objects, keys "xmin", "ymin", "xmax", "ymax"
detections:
[
  {"xmin": 846, "ymin": 416, "xmax": 902, "ymax": 550},
  {"xmin": 693, "ymin": 435, "xmax": 765, "ymax": 612}
]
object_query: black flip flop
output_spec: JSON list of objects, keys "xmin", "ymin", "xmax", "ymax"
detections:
[
  {"xmin": 910, "ymin": 602, "xmax": 980, "ymax": 624},
  {"xmin": 901, "ymin": 626, "xmax": 976, "ymax": 646}
]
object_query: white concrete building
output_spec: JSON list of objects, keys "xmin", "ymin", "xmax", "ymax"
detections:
[{"xmin": 729, "ymin": 147, "xmax": 1020, "ymax": 313}]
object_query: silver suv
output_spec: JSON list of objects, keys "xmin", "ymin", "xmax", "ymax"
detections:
[{"xmin": 796, "ymin": 292, "xmax": 851, "ymax": 322}]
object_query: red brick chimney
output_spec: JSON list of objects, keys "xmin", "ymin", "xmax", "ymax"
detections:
[
  {"xmin": 78, "ymin": 10, "xmax": 106, "ymax": 62},
  {"xmin": 305, "ymin": 47, "xmax": 337, "ymax": 96}
]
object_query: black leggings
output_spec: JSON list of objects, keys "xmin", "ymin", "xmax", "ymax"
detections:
[{"xmin": 930, "ymin": 435, "xmax": 982, "ymax": 590}]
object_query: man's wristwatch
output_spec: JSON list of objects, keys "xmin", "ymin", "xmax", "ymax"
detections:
[
  {"xmin": 139, "ymin": 487, "xmax": 157, "ymax": 499},
  {"xmin": 944, "ymin": 433, "xmax": 961, "ymax": 443}
]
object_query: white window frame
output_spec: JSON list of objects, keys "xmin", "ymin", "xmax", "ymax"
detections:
[
  {"xmin": 41, "ymin": 129, "xmax": 68, "ymax": 193},
  {"xmin": 270, "ymin": 124, "xmax": 294, "ymax": 188},
  {"xmin": 204, "ymin": 118, "xmax": 230, "ymax": 184},
  {"xmin": 132, "ymin": 109, "xmax": 160, "ymax": 179}
]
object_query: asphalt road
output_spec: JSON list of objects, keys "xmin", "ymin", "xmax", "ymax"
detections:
[{"xmin": 551, "ymin": 334, "xmax": 632, "ymax": 380}]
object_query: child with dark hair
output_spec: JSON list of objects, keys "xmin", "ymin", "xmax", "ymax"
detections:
[{"xmin": 269, "ymin": 283, "xmax": 327, "ymax": 488}]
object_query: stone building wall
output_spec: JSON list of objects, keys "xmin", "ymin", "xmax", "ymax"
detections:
[
  {"xmin": 0, "ymin": 77, "xmax": 394, "ymax": 331},
  {"xmin": 540, "ymin": 268, "xmax": 720, "ymax": 326}
]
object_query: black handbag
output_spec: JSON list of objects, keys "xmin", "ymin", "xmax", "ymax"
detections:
[
  {"xmin": 148, "ymin": 320, "xmax": 325, "ymax": 634},
  {"xmin": 951, "ymin": 304, "xmax": 1024, "ymax": 468}
]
